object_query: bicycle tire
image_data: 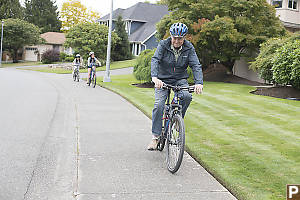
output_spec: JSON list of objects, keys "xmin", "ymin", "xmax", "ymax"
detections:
[
  {"xmin": 166, "ymin": 114, "xmax": 185, "ymax": 174},
  {"xmin": 73, "ymin": 71, "xmax": 76, "ymax": 81},
  {"xmin": 77, "ymin": 71, "xmax": 80, "ymax": 82},
  {"xmin": 88, "ymin": 74, "xmax": 91, "ymax": 86},
  {"xmin": 93, "ymin": 73, "xmax": 96, "ymax": 88}
]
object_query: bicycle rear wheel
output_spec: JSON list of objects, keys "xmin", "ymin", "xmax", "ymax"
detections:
[{"xmin": 166, "ymin": 114, "xmax": 185, "ymax": 173}]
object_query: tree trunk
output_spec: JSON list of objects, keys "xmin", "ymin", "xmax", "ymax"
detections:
[{"xmin": 12, "ymin": 49, "xmax": 19, "ymax": 63}]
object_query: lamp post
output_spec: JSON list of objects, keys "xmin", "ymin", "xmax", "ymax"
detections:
[
  {"xmin": 0, "ymin": 21, "xmax": 4, "ymax": 68},
  {"xmin": 103, "ymin": 0, "xmax": 113, "ymax": 82}
]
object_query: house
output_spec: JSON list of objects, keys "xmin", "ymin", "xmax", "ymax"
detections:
[
  {"xmin": 98, "ymin": 2, "xmax": 169, "ymax": 56},
  {"xmin": 233, "ymin": 0, "xmax": 300, "ymax": 83},
  {"xmin": 24, "ymin": 32, "xmax": 72, "ymax": 61},
  {"xmin": 268, "ymin": 0, "xmax": 300, "ymax": 32}
]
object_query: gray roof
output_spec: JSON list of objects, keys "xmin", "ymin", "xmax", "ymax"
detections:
[
  {"xmin": 98, "ymin": 2, "xmax": 169, "ymax": 43},
  {"xmin": 129, "ymin": 22, "xmax": 157, "ymax": 42}
]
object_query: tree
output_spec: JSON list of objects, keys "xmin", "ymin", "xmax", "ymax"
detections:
[
  {"xmin": 24, "ymin": 0, "xmax": 61, "ymax": 33},
  {"xmin": 157, "ymin": 0, "xmax": 168, "ymax": 5},
  {"xmin": 64, "ymin": 22, "xmax": 119, "ymax": 61},
  {"xmin": 2, "ymin": 18, "xmax": 42, "ymax": 62},
  {"xmin": 60, "ymin": 0, "xmax": 100, "ymax": 32},
  {"xmin": 156, "ymin": 0, "xmax": 286, "ymax": 72},
  {"xmin": 111, "ymin": 15, "xmax": 132, "ymax": 61},
  {"xmin": 0, "ymin": 0, "xmax": 24, "ymax": 19}
]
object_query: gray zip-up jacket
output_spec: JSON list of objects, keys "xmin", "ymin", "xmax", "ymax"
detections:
[{"xmin": 151, "ymin": 37, "xmax": 203, "ymax": 85}]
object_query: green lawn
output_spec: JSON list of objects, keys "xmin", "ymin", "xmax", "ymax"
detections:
[
  {"xmin": 96, "ymin": 74, "xmax": 300, "ymax": 200},
  {"xmin": 1, "ymin": 61, "xmax": 46, "ymax": 68},
  {"xmin": 20, "ymin": 59, "xmax": 136, "ymax": 74}
]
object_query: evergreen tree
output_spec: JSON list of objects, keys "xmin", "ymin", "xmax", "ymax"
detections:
[
  {"xmin": 0, "ymin": 0, "xmax": 24, "ymax": 19},
  {"xmin": 112, "ymin": 15, "xmax": 132, "ymax": 61},
  {"xmin": 25, "ymin": 0, "xmax": 61, "ymax": 33}
]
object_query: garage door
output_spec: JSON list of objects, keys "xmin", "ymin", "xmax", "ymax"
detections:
[{"xmin": 25, "ymin": 47, "xmax": 38, "ymax": 61}]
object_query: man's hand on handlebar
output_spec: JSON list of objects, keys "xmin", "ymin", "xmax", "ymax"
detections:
[
  {"xmin": 152, "ymin": 77, "xmax": 164, "ymax": 89},
  {"xmin": 194, "ymin": 84, "xmax": 203, "ymax": 94}
]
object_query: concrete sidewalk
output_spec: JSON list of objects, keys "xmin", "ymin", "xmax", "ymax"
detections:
[{"xmin": 71, "ymin": 79, "xmax": 236, "ymax": 200}]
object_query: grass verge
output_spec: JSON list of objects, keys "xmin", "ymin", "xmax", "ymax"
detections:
[
  {"xmin": 96, "ymin": 74, "xmax": 300, "ymax": 200},
  {"xmin": 20, "ymin": 59, "xmax": 136, "ymax": 74},
  {"xmin": 1, "ymin": 61, "xmax": 47, "ymax": 68}
]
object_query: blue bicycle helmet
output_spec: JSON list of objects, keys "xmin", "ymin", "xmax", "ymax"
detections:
[{"xmin": 170, "ymin": 23, "xmax": 188, "ymax": 37}]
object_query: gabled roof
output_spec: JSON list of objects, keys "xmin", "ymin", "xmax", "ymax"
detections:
[
  {"xmin": 99, "ymin": 2, "xmax": 169, "ymax": 23},
  {"xmin": 40, "ymin": 32, "xmax": 66, "ymax": 45},
  {"xmin": 129, "ymin": 22, "xmax": 157, "ymax": 42},
  {"xmin": 98, "ymin": 2, "xmax": 170, "ymax": 43}
]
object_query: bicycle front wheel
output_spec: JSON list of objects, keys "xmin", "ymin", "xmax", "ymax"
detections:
[
  {"xmin": 88, "ymin": 74, "xmax": 91, "ymax": 86},
  {"xmin": 77, "ymin": 71, "xmax": 80, "ymax": 82},
  {"xmin": 92, "ymin": 73, "xmax": 96, "ymax": 88},
  {"xmin": 166, "ymin": 114, "xmax": 185, "ymax": 174},
  {"xmin": 157, "ymin": 117, "xmax": 168, "ymax": 151}
]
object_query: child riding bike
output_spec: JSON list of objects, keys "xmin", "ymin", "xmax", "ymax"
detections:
[
  {"xmin": 87, "ymin": 51, "xmax": 101, "ymax": 85},
  {"xmin": 72, "ymin": 54, "xmax": 83, "ymax": 79}
]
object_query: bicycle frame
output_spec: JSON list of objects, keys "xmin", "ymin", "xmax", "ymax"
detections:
[
  {"xmin": 162, "ymin": 84, "xmax": 193, "ymax": 139},
  {"xmin": 88, "ymin": 64, "xmax": 96, "ymax": 79}
]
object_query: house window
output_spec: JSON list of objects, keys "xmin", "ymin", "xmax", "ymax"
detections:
[
  {"xmin": 125, "ymin": 21, "xmax": 131, "ymax": 34},
  {"xmin": 288, "ymin": 0, "xmax": 298, "ymax": 9},
  {"xmin": 272, "ymin": 0, "xmax": 283, "ymax": 8},
  {"xmin": 25, "ymin": 47, "xmax": 38, "ymax": 51}
]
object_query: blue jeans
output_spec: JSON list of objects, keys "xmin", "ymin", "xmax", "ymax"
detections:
[{"xmin": 152, "ymin": 79, "xmax": 192, "ymax": 137}]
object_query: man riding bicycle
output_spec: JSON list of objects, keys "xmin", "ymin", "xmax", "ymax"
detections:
[
  {"xmin": 87, "ymin": 51, "xmax": 101, "ymax": 84},
  {"xmin": 147, "ymin": 22, "xmax": 204, "ymax": 150},
  {"xmin": 72, "ymin": 54, "xmax": 82, "ymax": 76}
]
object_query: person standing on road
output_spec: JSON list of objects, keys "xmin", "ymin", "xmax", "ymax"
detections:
[
  {"xmin": 87, "ymin": 52, "xmax": 101, "ymax": 84},
  {"xmin": 147, "ymin": 22, "xmax": 204, "ymax": 150}
]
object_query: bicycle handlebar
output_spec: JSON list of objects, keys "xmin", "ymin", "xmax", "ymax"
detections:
[{"xmin": 162, "ymin": 83, "xmax": 195, "ymax": 93}]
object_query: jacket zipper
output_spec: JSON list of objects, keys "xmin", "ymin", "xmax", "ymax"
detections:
[{"xmin": 166, "ymin": 46, "xmax": 190, "ymax": 74}]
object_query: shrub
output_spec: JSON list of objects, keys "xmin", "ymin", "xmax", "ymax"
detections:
[
  {"xmin": 250, "ymin": 38, "xmax": 285, "ymax": 83},
  {"xmin": 272, "ymin": 39, "xmax": 300, "ymax": 89},
  {"xmin": 250, "ymin": 33, "xmax": 300, "ymax": 87},
  {"xmin": 65, "ymin": 56, "xmax": 74, "ymax": 62},
  {"xmin": 59, "ymin": 52, "xmax": 68, "ymax": 61},
  {"xmin": 41, "ymin": 49, "xmax": 60, "ymax": 64},
  {"xmin": 187, "ymin": 67, "xmax": 195, "ymax": 84},
  {"xmin": 133, "ymin": 49, "xmax": 155, "ymax": 83}
]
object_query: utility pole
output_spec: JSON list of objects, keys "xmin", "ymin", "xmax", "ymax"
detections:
[
  {"xmin": 0, "ymin": 21, "xmax": 4, "ymax": 68},
  {"xmin": 103, "ymin": 0, "xmax": 113, "ymax": 82}
]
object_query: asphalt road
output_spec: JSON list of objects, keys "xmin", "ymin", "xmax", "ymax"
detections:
[{"xmin": 0, "ymin": 67, "xmax": 236, "ymax": 200}]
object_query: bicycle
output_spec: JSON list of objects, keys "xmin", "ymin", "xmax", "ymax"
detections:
[
  {"xmin": 157, "ymin": 83, "xmax": 194, "ymax": 173},
  {"xmin": 88, "ymin": 63, "xmax": 97, "ymax": 88},
  {"xmin": 73, "ymin": 64, "xmax": 80, "ymax": 82}
]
